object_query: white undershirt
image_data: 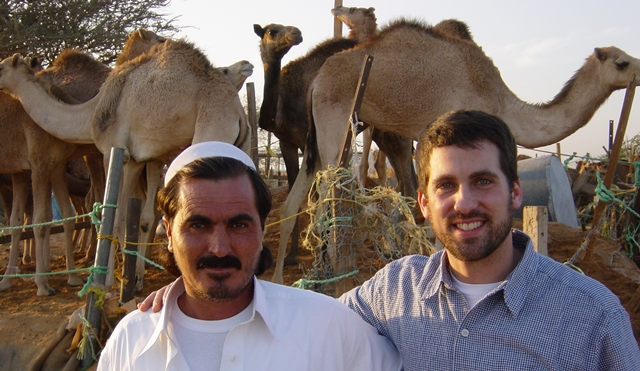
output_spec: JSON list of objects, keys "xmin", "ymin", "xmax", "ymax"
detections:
[
  {"xmin": 171, "ymin": 296, "xmax": 254, "ymax": 371},
  {"xmin": 450, "ymin": 273, "xmax": 502, "ymax": 309}
]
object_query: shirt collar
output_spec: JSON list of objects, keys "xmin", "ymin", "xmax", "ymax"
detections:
[
  {"xmin": 138, "ymin": 276, "xmax": 279, "ymax": 358},
  {"xmin": 139, "ymin": 276, "xmax": 185, "ymax": 360},
  {"xmin": 421, "ymin": 229, "xmax": 538, "ymax": 318}
]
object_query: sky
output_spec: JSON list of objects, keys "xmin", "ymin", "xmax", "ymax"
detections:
[{"xmin": 164, "ymin": 0, "xmax": 639, "ymax": 163}]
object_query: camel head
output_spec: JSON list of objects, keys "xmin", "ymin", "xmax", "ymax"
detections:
[
  {"xmin": 0, "ymin": 54, "xmax": 34, "ymax": 92},
  {"xmin": 331, "ymin": 6, "xmax": 377, "ymax": 31},
  {"xmin": 254, "ymin": 23, "xmax": 303, "ymax": 62},
  {"xmin": 592, "ymin": 46, "xmax": 640, "ymax": 90},
  {"xmin": 221, "ymin": 60, "xmax": 254, "ymax": 91},
  {"xmin": 116, "ymin": 28, "xmax": 167, "ymax": 66}
]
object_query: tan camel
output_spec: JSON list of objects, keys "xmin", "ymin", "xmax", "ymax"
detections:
[
  {"xmin": 0, "ymin": 38, "xmax": 249, "ymax": 292},
  {"xmin": 272, "ymin": 18, "xmax": 640, "ymax": 283},
  {"xmin": 0, "ymin": 30, "xmax": 165, "ymax": 296},
  {"xmin": 332, "ymin": 6, "xmax": 419, "ymax": 195}
]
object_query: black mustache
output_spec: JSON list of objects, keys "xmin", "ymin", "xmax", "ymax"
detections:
[{"xmin": 196, "ymin": 255, "xmax": 242, "ymax": 270}]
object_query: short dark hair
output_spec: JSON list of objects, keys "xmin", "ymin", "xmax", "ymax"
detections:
[
  {"xmin": 157, "ymin": 156, "xmax": 273, "ymax": 276},
  {"xmin": 415, "ymin": 110, "xmax": 518, "ymax": 193}
]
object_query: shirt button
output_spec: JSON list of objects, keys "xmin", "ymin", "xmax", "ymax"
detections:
[
  {"xmin": 230, "ymin": 356, "xmax": 236, "ymax": 362},
  {"xmin": 460, "ymin": 329, "xmax": 469, "ymax": 337}
]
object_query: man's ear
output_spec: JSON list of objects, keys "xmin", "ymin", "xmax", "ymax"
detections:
[
  {"xmin": 511, "ymin": 180, "xmax": 523, "ymax": 210},
  {"xmin": 417, "ymin": 191, "xmax": 429, "ymax": 219},
  {"xmin": 163, "ymin": 216, "xmax": 173, "ymax": 252}
]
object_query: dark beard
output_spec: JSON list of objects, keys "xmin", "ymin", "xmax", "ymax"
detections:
[{"xmin": 437, "ymin": 205, "xmax": 513, "ymax": 262}]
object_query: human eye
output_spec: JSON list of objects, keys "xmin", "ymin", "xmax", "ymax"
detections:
[{"xmin": 477, "ymin": 178, "xmax": 493, "ymax": 187}]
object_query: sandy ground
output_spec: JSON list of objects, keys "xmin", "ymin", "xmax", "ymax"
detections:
[{"xmin": 0, "ymin": 187, "xmax": 638, "ymax": 370}]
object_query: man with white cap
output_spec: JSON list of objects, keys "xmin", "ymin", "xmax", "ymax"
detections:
[{"xmin": 96, "ymin": 141, "xmax": 401, "ymax": 371}]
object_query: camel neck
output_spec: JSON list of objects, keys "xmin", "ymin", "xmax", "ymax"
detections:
[{"xmin": 259, "ymin": 60, "xmax": 282, "ymax": 131}]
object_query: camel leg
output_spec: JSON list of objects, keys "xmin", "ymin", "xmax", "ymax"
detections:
[
  {"xmin": 51, "ymin": 165, "xmax": 83, "ymax": 286},
  {"xmin": 30, "ymin": 167, "xmax": 56, "ymax": 296},
  {"xmin": 21, "ymin": 191, "xmax": 34, "ymax": 264},
  {"xmin": 135, "ymin": 160, "xmax": 163, "ymax": 291},
  {"xmin": 0, "ymin": 172, "xmax": 29, "ymax": 291},
  {"xmin": 83, "ymin": 152, "xmax": 105, "ymax": 262},
  {"xmin": 374, "ymin": 150, "xmax": 387, "ymax": 186},
  {"xmin": 358, "ymin": 127, "xmax": 373, "ymax": 187},
  {"xmin": 272, "ymin": 152, "xmax": 317, "ymax": 284},
  {"xmin": 372, "ymin": 129, "xmax": 417, "ymax": 199},
  {"xmin": 280, "ymin": 141, "xmax": 301, "ymax": 266}
]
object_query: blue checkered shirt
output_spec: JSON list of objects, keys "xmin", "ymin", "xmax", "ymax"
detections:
[{"xmin": 340, "ymin": 229, "xmax": 640, "ymax": 370}]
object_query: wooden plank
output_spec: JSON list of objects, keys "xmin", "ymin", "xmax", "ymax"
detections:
[{"xmin": 523, "ymin": 206, "xmax": 548, "ymax": 256}]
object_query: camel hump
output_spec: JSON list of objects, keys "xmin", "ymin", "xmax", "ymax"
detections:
[
  {"xmin": 116, "ymin": 28, "xmax": 166, "ymax": 66},
  {"xmin": 432, "ymin": 19, "xmax": 474, "ymax": 42}
]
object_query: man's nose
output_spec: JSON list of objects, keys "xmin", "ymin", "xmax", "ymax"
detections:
[
  {"xmin": 207, "ymin": 226, "xmax": 232, "ymax": 256},
  {"xmin": 453, "ymin": 185, "xmax": 478, "ymax": 215}
]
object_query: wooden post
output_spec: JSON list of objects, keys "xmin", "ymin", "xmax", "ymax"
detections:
[
  {"xmin": 82, "ymin": 147, "xmax": 124, "ymax": 369},
  {"xmin": 266, "ymin": 132, "xmax": 272, "ymax": 178},
  {"xmin": 555, "ymin": 143, "xmax": 561, "ymax": 159},
  {"xmin": 246, "ymin": 82, "xmax": 259, "ymax": 168},
  {"xmin": 120, "ymin": 197, "xmax": 142, "ymax": 304},
  {"xmin": 333, "ymin": 0, "xmax": 343, "ymax": 39},
  {"xmin": 609, "ymin": 119, "xmax": 614, "ymax": 154},
  {"xmin": 331, "ymin": 55, "xmax": 373, "ymax": 297},
  {"xmin": 582, "ymin": 74, "xmax": 636, "ymax": 272},
  {"xmin": 523, "ymin": 206, "xmax": 548, "ymax": 256}
]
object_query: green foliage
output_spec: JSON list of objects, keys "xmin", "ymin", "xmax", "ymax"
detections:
[{"xmin": 0, "ymin": 0, "xmax": 178, "ymax": 65}]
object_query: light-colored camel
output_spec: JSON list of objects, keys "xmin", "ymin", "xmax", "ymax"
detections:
[
  {"xmin": 0, "ymin": 38, "xmax": 250, "ymax": 292},
  {"xmin": 0, "ymin": 30, "xmax": 166, "ymax": 296},
  {"xmin": 272, "ymin": 18, "xmax": 640, "ymax": 283},
  {"xmin": 332, "ymin": 6, "xmax": 419, "ymax": 196}
]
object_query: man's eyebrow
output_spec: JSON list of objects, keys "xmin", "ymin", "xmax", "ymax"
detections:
[
  {"xmin": 470, "ymin": 170, "xmax": 500, "ymax": 179},
  {"xmin": 228, "ymin": 213, "xmax": 256, "ymax": 224},
  {"xmin": 185, "ymin": 214, "xmax": 212, "ymax": 224}
]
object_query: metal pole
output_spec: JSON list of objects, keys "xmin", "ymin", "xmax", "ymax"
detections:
[{"xmin": 81, "ymin": 147, "xmax": 124, "ymax": 369}]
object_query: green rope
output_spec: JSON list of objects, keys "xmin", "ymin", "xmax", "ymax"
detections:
[
  {"xmin": 77, "ymin": 265, "xmax": 109, "ymax": 297},
  {"xmin": 0, "ymin": 266, "xmax": 93, "ymax": 279},
  {"xmin": 563, "ymin": 152, "xmax": 577, "ymax": 170},
  {"xmin": 121, "ymin": 248, "xmax": 165, "ymax": 270},
  {"xmin": 0, "ymin": 202, "xmax": 117, "ymax": 234},
  {"xmin": 594, "ymin": 172, "xmax": 640, "ymax": 219},
  {"xmin": 291, "ymin": 269, "xmax": 359, "ymax": 289}
]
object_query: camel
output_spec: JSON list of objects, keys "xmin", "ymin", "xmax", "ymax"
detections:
[
  {"xmin": 0, "ymin": 30, "xmax": 166, "ymax": 296},
  {"xmin": 271, "ymin": 18, "xmax": 640, "ymax": 283},
  {"xmin": 0, "ymin": 37, "xmax": 250, "ymax": 293},
  {"xmin": 254, "ymin": 9, "xmax": 416, "ymax": 264}
]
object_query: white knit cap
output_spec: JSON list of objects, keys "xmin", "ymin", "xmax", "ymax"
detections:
[{"xmin": 164, "ymin": 141, "xmax": 255, "ymax": 186}]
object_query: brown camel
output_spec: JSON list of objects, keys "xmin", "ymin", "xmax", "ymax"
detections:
[
  {"xmin": 0, "ymin": 30, "xmax": 165, "ymax": 296},
  {"xmin": 272, "ymin": 18, "xmax": 640, "ymax": 283},
  {"xmin": 0, "ymin": 37, "xmax": 250, "ymax": 292}
]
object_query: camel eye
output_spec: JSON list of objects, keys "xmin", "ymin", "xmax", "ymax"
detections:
[{"xmin": 615, "ymin": 60, "xmax": 630, "ymax": 70}]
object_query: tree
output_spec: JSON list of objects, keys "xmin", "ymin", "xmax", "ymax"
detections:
[{"xmin": 0, "ymin": 0, "xmax": 178, "ymax": 65}]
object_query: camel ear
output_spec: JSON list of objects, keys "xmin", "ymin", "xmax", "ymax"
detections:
[
  {"xmin": 254, "ymin": 24, "xmax": 265, "ymax": 38},
  {"xmin": 29, "ymin": 56, "xmax": 40, "ymax": 69},
  {"xmin": 594, "ymin": 47, "xmax": 607, "ymax": 62},
  {"xmin": 366, "ymin": 7, "xmax": 375, "ymax": 14},
  {"xmin": 137, "ymin": 29, "xmax": 149, "ymax": 41},
  {"xmin": 10, "ymin": 53, "xmax": 22, "ymax": 67}
]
